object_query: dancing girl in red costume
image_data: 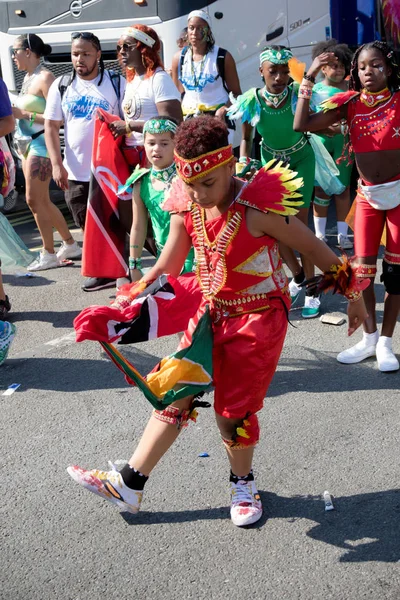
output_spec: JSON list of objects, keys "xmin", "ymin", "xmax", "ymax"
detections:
[
  {"xmin": 69, "ymin": 116, "xmax": 367, "ymax": 527},
  {"xmin": 294, "ymin": 41, "xmax": 400, "ymax": 372}
]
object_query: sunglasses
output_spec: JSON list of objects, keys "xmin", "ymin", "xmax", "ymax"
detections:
[
  {"xmin": 116, "ymin": 43, "xmax": 137, "ymax": 54},
  {"xmin": 71, "ymin": 31, "xmax": 100, "ymax": 48},
  {"xmin": 11, "ymin": 48, "xmax": 25, "ymax": 57}
]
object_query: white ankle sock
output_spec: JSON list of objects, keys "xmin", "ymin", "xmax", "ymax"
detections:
[
  {"xmin": 314, "ymin": 217, "xmax": 327, "ymax": 238},
  {"xmin": 337, "ymin": 221, "xmax": 348, "ymax": 237},
  {"xmin": 363, "ymin": 330, "xmax": 379, "ymax": 344}
]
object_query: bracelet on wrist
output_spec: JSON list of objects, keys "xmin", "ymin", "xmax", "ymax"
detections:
[
  {"xmin": 29, "ymin": 111, "xmax": 37, "ymax": 126},
  {"xmin": 125, "ymin": 121, "xmax": 132, "ymax": 135},
  {"xmin": 345, "ymin": 289, "xmax": 362, "ymax": 303},
  {"xmin": 298, "ymin": 86, "xmax": 313, "ymax": 99},
  {"xmin": 129, "ymin": 257, "xmax": 142, "ymax": 269},
  {"xmin": 303, "ymin": 73, "xmax": 316, "ymax": 83}
]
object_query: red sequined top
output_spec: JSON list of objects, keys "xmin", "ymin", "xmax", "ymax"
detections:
[
  {"xmin": 184, "ymin": 201, "xmax": 289, "ymax": 317},
  {"xmin": 347, "ymin": 92, "xmax": 400, "ymax": 153}
]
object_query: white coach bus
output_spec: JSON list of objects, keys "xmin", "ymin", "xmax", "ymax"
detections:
[{"xmin": 0, "ymin": 0, "xmax": 389, "ymax": 96}]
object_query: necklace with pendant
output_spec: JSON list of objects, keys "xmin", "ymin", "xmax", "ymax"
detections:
[
  {"xmin": 262, "ymin": 86, "xmax": 288, "ymax": 108},
  {"xmin": 151, "ymin": 163, "xmax": 176, "ymax": 183},
  {"xmin": 20, "ymin": 64, "xmax": 43, "ymax": 95},
  {"xmin": 360, "ymin": 87, "xmax": 391, "ymax": 108},
  {"xmin": 191, "ymin": 49, "xmax": 207, "ymax": 88}
]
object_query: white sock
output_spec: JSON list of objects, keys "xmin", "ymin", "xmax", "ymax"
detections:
[
  {"xmin": 314, "ymin": 216, "xmax": 327, "ymax": 238},
  {"xmin": 337, "ymin": 221, "xmax": 348, "ymax": 237},
  {"xmin": 363, "ymin": 330, "xmax": 379, "ymax": 344}
]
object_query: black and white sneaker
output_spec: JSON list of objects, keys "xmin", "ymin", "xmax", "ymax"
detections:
[{"xmin": 81, "ymin": 277, "xmax": 116, "ymax": 292}]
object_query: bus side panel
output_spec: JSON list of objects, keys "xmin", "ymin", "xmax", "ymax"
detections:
[
  {"xmin": 206, "ymin": 0, "xmax": 289, "ymax": 95},
  {"xmin": 287, "ymin": 0, "xmax": 331, "ymax": 66}
]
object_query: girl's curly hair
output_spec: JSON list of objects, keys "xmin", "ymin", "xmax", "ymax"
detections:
[
  {"xmin": 174, "ymin": 116, "xmax": 229, "ymax": 158},
  {"xmin": 311, "ymin": 39, "xmax": 353, "ymax": 76},
  {"xmin": 349, "ymin": 40, "xmax": 400, "ymax": 91},
  {"xmin": 120, "ymin": 24, "xmax": 164, "ymax": 82}
]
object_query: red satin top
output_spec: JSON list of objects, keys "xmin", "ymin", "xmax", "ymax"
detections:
[
  {"xmin": 184, "ymin": 201, "xmax": 289, "ymax": 317},
  {"xmin": 348, "ymin": 92, "xmax": 400, "ymax": 153}
]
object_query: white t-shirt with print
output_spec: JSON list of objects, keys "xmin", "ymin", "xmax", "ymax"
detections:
[
  {"xmin": 44, "ymin": 71, "xmax": 126, "ymax": 181},
  {"xmin": 122, "ymin": 68, "xmax": 180, "ymax": 146}
]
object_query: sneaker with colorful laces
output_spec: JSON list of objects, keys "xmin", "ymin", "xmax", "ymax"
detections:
[
  {"xmin": 302, "ymin": 295, "xmax": 321, "ymax": 319},
  {"xmin": 288, "ymin": 278, "xmax": 303, "ymax": 307},
  {"xmin": 230, "ymin": 477, "xmax": 262, "ymax": 527},
  {"xmin": 0, "ymin": 322, "xmax": 16, "ymax": 366},
  {"xmin": 67, "ymin": 463, "xmax": 143, "ymax": 514}
]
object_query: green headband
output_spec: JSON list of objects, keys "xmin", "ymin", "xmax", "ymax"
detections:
[
  {"xmin": 260, "ymin": 47, "xmax": 293, "ymax": 66},
  {"xmin": 143, "ymin": 119, "xmax": 178, "ymax": 135}
]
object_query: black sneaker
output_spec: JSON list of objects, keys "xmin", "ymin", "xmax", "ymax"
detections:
[
  {"xmin": 81, "ymin": 277, "xmax": 116, "ymax": 292},
  {"xmin": 0, "ymin": 296, "xmax": 11, "ymax": 320}
]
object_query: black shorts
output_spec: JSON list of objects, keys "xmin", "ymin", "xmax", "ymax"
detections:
[{"xmin": 64, "ymin": 180, "xmax": 90, "ymax": 230}]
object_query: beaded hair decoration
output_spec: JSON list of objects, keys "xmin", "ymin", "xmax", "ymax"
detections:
[
  {"xmin": 143, "ymin": 118, "xmax": 178, "ymax": 135},
  {"xmin": 260, "ymin": 47, "xmax": 293, "ymax": 66},
  {"xmin": 174, "ymin": 145, "xmax": 233, "ymax": 183}
]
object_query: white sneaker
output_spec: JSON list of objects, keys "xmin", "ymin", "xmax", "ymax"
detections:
[
  {"xmin": 56, "ymin": 240, "xmax": 82, "ymax": 260},
  {"xmin": 337, "ymin": 330, "xmax": 379, "ymax": 364},
  {"xmin": 376, "ymin": 336, "xmax": 399, "ymax": 372},
  {"xmin": 337, "ymin": 234, "xmax": 353, "ymax": 249},
  {"xmin": 316, "ymin": 234, "xmax": 328, "ymax": 243},
  {"xmin": 67, "ymin": 463, "xmax": 143, "ymax": 514},
  {"xmin": 230, "ymin": 478, "xmax": 262, "ymax": 527},
  {"xmin": 289, "ymin": 278, "xmax": 303, "ymax": 306},
  {"xmin": 27, "ymin": 250, "xmax": 61, "ymax": 271},
  {"xmin": 302, "ymin": 295, "xmax": 321, "ymax": 319}
]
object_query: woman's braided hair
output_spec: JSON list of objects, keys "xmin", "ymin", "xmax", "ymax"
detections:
[{"xmin": 349, "ymin": 40, "xmax": 400, "ymax": 91}]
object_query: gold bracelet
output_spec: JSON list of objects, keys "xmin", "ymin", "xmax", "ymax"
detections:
[{"xmin": 125, "ymin": 122, "xmax": 132, "ymax": 136}]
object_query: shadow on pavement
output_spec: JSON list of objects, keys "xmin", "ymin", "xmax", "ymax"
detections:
[
  {"xmin": 121, "ymin": 489, "xmax": 400, "ymax": 563},
  {"xmin": 8, "ymin": 310, "xmax": 80, "ymax": 328},
  {"xmin": 268, "ymin": 349, "xmax": 400, "ymax": 396},
  {"xmin": 2, "ymin": 273, "xmax": 56, "ymax": 287}
]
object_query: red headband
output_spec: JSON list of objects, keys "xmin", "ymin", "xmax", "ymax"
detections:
[{"xmin": 174, "ymin": 145, "xmax": 233, "ymax": 183}]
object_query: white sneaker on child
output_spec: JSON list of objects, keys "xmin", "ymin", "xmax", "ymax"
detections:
[
  {"xmin": 230, "ymin": 478, "xmax": 262, "ymax": 527},
  {"xmin": 57, "ymin": 240, "xmax": 82, "ymax": 260},
  {"xmin": 27, "ymin": 250, "xmax": 61, "ymax": 271},
  {"xmin": 337, "ymin": 330, "xmax": 379, "ymax": 364},
  {"xmin": 376, "ymin": 336, "xmax": 399, "ymax": 372},
  {"xmin": 67, "ymin": 464, "xmax": 143, "ymax": 514},
  {"xmin": 337, "ymin": 234, "xmax": 353, "ymax": 249},
  {"xmin": 289, "ymin": 278, "xmax": 303, "ymax": 306}
]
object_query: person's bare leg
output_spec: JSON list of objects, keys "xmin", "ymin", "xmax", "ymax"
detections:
[
  {"xmin": 335, "ymin": 187, "xmax": 351, "ymax": 223},
  {"xmin": 24, "ymin": 156, "xmax": 75, "ymax": 253},
  {"xmin": 128, "ymin": 395, "xmax": 194, "ymax": 476},
  {"xmin": 215, "ymin": 413, "xmax": 255, "ymax": 476},
  {"xmin": 358, "ymin": 256, "xmax": 378, "ymax": 334},
  {"xmin": 296, "ymin": 206, "xmax": 314, "ymax": 279},
  {"xmin": 279, "ymin": 243, "xmax": 301, "ymax": 277}
]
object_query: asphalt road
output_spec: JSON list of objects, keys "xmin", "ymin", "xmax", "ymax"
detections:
[{"xmin": 1, "ymin": 194, "xmax": 400, "ymax": 600}]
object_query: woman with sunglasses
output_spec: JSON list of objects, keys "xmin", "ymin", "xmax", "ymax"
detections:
[
  {"xmin": 12, "ymin": 33, "xmax": 80, "ymax": 271},
  {"xmin": 108, "ymin": 24, "xmax": 182, "ymax": 236}
]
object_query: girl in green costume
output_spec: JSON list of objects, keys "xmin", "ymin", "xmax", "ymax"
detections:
[
  {"xmin": 229, "ymin": 46, "xmax": 320, "ymax": 318},
  {"xmin": 310, "ymin": 40, "xmax": 354, "ymax": 249},
  {"xmin": 121, "ymin": 116, "xmax": 193, "ymax": 282}
]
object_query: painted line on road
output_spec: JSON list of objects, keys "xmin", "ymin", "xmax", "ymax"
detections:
[{"xmin": 13, "ymin": 331, "xmax": 77, "ymax": 359}]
